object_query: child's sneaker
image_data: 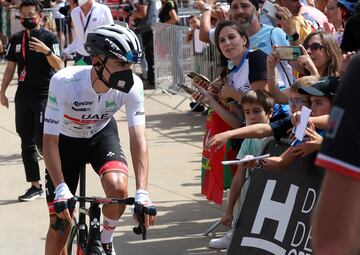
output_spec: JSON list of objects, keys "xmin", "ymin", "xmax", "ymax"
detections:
[{"xmin": 208, "ymin": 231, "xmax": 232, "ymax": 249}]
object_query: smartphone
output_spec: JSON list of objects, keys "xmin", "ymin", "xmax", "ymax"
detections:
[
  {"xmin": 187, "ymin": 72, "xmax": 210, "ymax": 84},
  {"xmin": 30, "ymin": 29, "xmax": 40, "ymax": 40},
  {"xmin": 177, "ymin": 83, "xmax": 196, "ymax": 94},
  {"xmin": 275, "ymin": 46, "xmax": 302, "ymax": 61},
  {"xmin": 262, "ymin": 0, "xmax": 281, "ymax": 20}
]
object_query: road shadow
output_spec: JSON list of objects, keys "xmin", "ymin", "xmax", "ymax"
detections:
[
  {"xmin": 117, "ymin": 111, "xmax": 206, "ymax": 146},
  {"xmin": 0, "ymin": 153, "xmax": 22, "ymax": 166},
  {"xmin": 113, "ymin": 200, "xmax": 227, "ymax": 255}
]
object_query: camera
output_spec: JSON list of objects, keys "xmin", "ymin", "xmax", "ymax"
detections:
[{"xmin": 118, "ymin": 2, "xmax": 135, "ymax": 14}]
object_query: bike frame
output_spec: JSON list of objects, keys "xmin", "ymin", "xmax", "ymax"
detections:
[{"xmin": 66, "ymin": 167, "xmax": 135, "ymax": 255}]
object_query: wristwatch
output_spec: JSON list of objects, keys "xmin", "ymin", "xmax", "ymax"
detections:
[
  {"xmin": 286, "ymin": 32, "xmax": 299, "ymax": 42},
  {"xmin": 45, "ymin": 50, "xmax": 52, "ymax": 56}
]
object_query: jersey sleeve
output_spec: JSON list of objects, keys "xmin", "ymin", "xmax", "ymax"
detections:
[
  {"xmin": 248, "ymin": 50, "xmax": 268, "ymax": 83},
  {"xmin": 123, "ymin": 78, "xmax": 145, "ymax": 127},
  {"xmin": 43, "ymin": 74, "xmax": 68, "ymax": 136},
  {"xmin": 315, "ymin": 53, "xmax": 360, "ymax": 180}
]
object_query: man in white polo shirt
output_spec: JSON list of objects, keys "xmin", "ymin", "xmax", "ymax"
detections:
[{"xmin": 62, "ymin": 0, "xmax": 113, "ymax": 65}]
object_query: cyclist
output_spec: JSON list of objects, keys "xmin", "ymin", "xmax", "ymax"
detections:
[{"xmin": 42, "ymin": 24, "xmax": 157, "ymax": 255}]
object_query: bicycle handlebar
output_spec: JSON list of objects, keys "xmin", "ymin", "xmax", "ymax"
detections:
[
  {"xmin": 71, "ymin": 196, "xmax": 135, "ymax": 205},
  {"xmin": 51, "ymin": 196, "xmax": 149, "ymax": 240}
]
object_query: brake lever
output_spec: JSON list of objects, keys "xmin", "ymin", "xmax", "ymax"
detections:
[
  {"xmin": 132, "ymin": 202, "xmax": 147, "ymax": 240},
  {"xmin": 51, "ymin": 197, "xmax": 77, "ymax": 235}
]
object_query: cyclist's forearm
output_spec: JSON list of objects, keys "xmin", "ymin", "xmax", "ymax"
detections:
[
  {"xmin": 43, "ymin": 134, "xmax": 64, "ymax": 186},
  {"xmin": 129, "ymin": 126, "xmax": 149, "ymax": 191}
]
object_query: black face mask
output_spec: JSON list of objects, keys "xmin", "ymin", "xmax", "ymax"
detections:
[
  {"xmin": 21, "ymin": 18, "xmax": 38, "ymax": 30},
  {"xmin": 94, "ymin": 58, "xmax": 134, "ymax": 93}
]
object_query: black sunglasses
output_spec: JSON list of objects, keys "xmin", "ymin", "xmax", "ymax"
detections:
[{"xmin": 304, "ymin": 42, "xmax": 325, "ymax": 51}]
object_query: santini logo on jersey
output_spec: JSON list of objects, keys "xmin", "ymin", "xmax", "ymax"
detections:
[
  {"xmin": 44, "ymin": 118, "xmax": 59, "ymax": 124},
  {"xmin": 73, "ymin": 101, "xmax": 93, "ymax": 107},
  {"xmin": 134, "ymin": 111, "xmax": 145, "ymax": 116}
]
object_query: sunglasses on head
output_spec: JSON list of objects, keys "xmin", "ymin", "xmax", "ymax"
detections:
[
  {"xmin": 304, "ymin": 42, "xmax": 325, "ymax": 51},
  {"xmin": 288, "ymin": 98, "xmax": 309, "ymax": 108}
]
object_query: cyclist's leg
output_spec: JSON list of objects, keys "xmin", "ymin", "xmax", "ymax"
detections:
[
  {"xmin": 45, "ymin": 134, "xmax": 88, "ymax": 255},
  {"xmin": 90, "ymin": 118, "xmax": 128, "ymax": 244}
]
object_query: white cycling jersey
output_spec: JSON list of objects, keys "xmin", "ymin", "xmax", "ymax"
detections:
[{"xmin": 44, "ymin": 66, "xmax": 145, "ymax": 138}]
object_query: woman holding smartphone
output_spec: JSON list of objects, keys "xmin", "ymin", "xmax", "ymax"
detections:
[
  {"xmin": 191, "ymin": 20, "xmax": 269, "ymax": 249},
  {"xmin": 193, "ymin": 19, "xmax": 268, "ymax": 210}
]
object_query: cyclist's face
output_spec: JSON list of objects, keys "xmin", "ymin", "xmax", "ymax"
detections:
[{"xmin": 96, "ymin": 57, "xmax": 132, "ymax": 79}]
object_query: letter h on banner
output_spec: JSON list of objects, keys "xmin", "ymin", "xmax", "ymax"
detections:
[{"xmin": 251, "ymin": 180, "xmax": 299, "ymax": 241}]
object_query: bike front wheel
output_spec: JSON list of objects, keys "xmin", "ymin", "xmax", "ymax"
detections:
[{"xmin": 67, "ymin": 220, "xmax": 88, "ymax": 255}]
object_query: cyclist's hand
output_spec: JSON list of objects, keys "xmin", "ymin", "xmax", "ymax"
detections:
[
  {"xmin": 54, "ymin": 182, "xmax": 74, "ymax": 223},
  {"xmin": 134, "ymin": 190, "xmax": 157, "ymax": 228}
]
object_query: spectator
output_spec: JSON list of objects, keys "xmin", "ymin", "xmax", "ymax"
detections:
[
  {"xmin": 131, "ymin": 0, "xmax": 160, "ymax": 89},
  {"xmin": 340, "ymin": 1, "xmax": 360, "ymax": 52},
  {"xmin": 293, "ymin": 31, "xmax": 342, "ymax": 77},
  {"xmin": 186, "ymin": 15, "xmax": 209, "ymax": 74},
  {"xmin": 62, "ymin": 0, "xmax": 113, "ymax": 65},
  {"xmin": 59, "ymin": 0, "xmax": 79, "ymax": 46},
  {"xmin": 337, "ymin": 0, "xmax": 358, "ymax": 23},
  {"xmin": 219, "ymin": 90, "xmax": 274, "ymax": 250},
  {"xmin": 312, "ymin": 53, "xmax": 360, "ymax": 255},
  {"xmin": 43, "ymin": 12, "xmax": 57, "ymax": 32},
  {"xmin": 192, "ymin": 20, "xmax": 268, "ymax": 249},
  {"xmin": 199, "ymin": 0, "xmax": 294, "ymax": 92},
  {"xmin": 325, "ymin": 0, "xmax": 344, "ymax": 45},
  {"xmin": 54, "ymin": 0, "xmax": 66, "ymax": 51},
  {"xmin": 0, "ymin": 0, "xmax": 62, "ymax": 201},
  {"xmin": 206, "ymin": 75, "xmax": 319, "ymax": 151},
  {"xmin": 262, "ymin": 76, "xmax": 340, "ymax": 169},
  {"xmin": 158, "ymin": 0, "xmax": 179, "ymax": 24}
]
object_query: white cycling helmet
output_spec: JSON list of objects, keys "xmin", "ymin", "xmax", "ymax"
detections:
[{"xmin": 85, "ymin": 24, "xmax": 144, "ymax": 64}]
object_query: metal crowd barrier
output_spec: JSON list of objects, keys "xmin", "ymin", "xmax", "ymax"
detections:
[{"xmin": 153, "ymin": 22, "xmax": 221, "ymax": 98}]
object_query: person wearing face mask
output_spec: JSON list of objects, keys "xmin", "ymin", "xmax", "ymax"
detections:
[
  {"xmin": 0, "ymin": 0, "xmax": 62, "ymax": 202},
  {"xmin": 61, "ymin": 0, "xmax": 113, "ymax": 65},
  {"xmin": 42, "ymin": 24, "xmax": 156, "ymax": 255}
]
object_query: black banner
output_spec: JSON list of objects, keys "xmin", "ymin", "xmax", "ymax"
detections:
[{"xmin": 228, "ymin": 139, "xmax": 324, "ymax": 255}]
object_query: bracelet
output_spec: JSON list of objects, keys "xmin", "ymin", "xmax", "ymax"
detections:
[{"xmin": 45, "ymin": 50, "xmax": 52, "ymax": 56}]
